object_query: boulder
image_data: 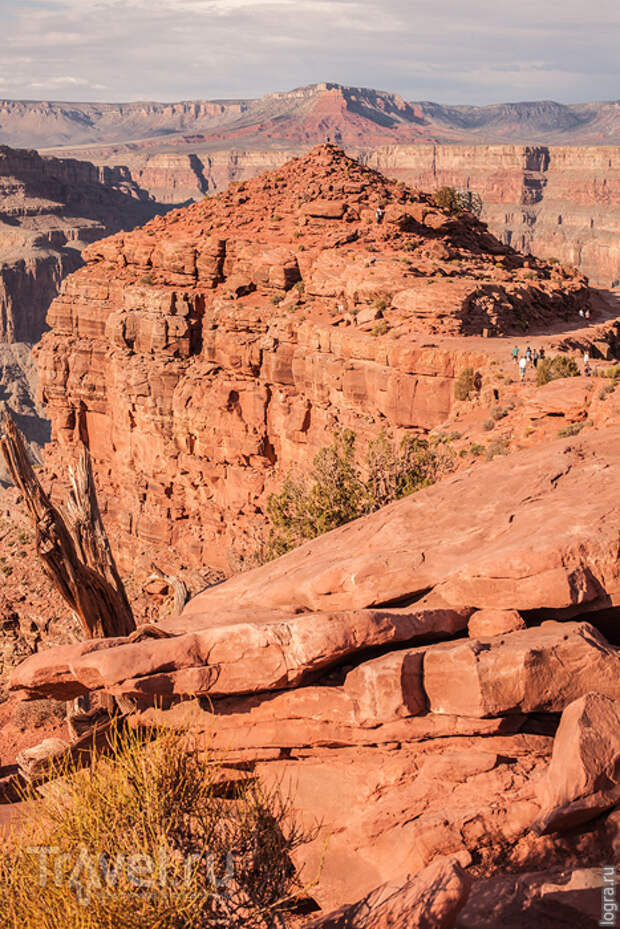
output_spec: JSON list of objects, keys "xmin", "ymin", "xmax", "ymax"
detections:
[
  {"xmin": 467, "ymin": 610, "xmax": 525, "ymax": 638},
  {"xmin": 533, "ymin": 692, "xmax": 620, "ymax": 834},
  {"xmin": 344, "ymin": 649, "xmax": 427, "ymax": 727},
  {"xmin": 305, "ymin": 856, "xmax": 471, "ymax": 929},
  {"xmin": 424, "ymin": 622, "xmax": 620, "ymax": 718}
]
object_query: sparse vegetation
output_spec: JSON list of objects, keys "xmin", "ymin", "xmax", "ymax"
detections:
[
  {"xmin": 0, "ymin": 722, "xmax": 316, "ymax": 929},
  {"xmin": 558, "ymin": 421, "xmax": 586, "ymax": 437},
  {"xmin": 454, "ymin": 367, "xmax": 479, "ymax": 401},
  {"xmin": 536, "ymin": 354, "xmax": 580, "ymax": 386},
  {"xmin": 485, "ymin": 438, "xmax": 509, "ymax": 460},
  {"xmin": 371, "ymin": 320, "xmax": 388, "ymax": 337},
  {"xmin": 263, "ymin": 429, "xmax": 453, "ymax": 559},
  {"xmin": 270, "ymin": 294, "xmax": 284, "ymax": 306},
  {"xmin": 433, "ymin": 186, "xmax": 483, "ymax": 218}
]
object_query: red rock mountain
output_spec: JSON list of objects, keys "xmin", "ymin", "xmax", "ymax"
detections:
[
  {"xmin": 3, "ymin": 145, "xmax": 620, "ymax": 929},
  {"xmin": 5, "ymin": 84, "xmax": 620, "ymax": 150},
  {"xmin": 37, "ymin": 145, "xmax": 592, "ymax": 572}
]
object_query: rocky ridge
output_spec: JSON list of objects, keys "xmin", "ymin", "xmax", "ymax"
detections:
[
  {"xmin": 36, "ymin": 144, "xmax": 593, "ymax": 572},
  {"xmin": 8, "ymin": 84, "xmax": 620, "ymax": 151}
]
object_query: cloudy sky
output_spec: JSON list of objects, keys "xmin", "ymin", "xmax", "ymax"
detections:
[{"xmin": 1, "ymin": 0, "xmax": 618, "ymax": 105}]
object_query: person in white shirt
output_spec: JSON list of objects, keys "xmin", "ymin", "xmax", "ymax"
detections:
[{"xmin": 519, "ymin": 355, "xmax": 527, "ymax": 380}]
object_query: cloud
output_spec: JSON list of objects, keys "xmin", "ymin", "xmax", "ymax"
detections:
[{"xmin": 0, "ymin": 0, "xmax": 618, "ymax": 104}]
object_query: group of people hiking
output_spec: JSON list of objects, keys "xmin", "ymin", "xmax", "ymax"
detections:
[
  {"xmin": 512, "ymin": 345, "xmax": 593, "ymax": 380},
  {"xmin": 512, "ymin": 345, "xmax": 545, "ymax": 379}
]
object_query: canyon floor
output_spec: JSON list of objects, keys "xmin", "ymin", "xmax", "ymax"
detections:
[{"xmin": 0, "ymin": 145, "xmax": 619, "ymax": 928}]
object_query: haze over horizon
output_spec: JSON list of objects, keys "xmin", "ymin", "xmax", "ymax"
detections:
[{"xmin": 1, "ymin": 0, "xmax": 618, "ymax": 106}]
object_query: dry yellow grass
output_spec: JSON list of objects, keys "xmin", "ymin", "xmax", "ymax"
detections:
[{"xmin": 0, "ymin": 721, "xmax": 315, "ymax": 928}]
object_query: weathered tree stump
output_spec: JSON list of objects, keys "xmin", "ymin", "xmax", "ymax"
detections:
[{"xmin": 0, "ymin": 414, "xmax": 135, "ymax": 641}]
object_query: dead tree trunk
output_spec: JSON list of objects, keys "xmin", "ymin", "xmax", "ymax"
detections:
[{"xmin": 0, "ymin": 414, "xmax": 135, "ymax": 640}]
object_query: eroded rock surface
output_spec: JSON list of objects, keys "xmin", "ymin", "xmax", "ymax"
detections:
[{"xmin": 36, "ymin": 144, "xmax": 593, "ymax": 572}]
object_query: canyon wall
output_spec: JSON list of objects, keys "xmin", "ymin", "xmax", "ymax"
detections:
[
  {"xmin": 79, "ymin": 144, "xmax": 620, "ymax": 288},
  {"xmin": 0, "ymin": 145, "xmax": 166, "ymax": 344},
  {"xmin": 360, "ymin": 144, "xmax": 620, "ymax": 289},
  {"xmin": 36, "ymin": 146, "xmax": 591, "ymax": 574}
]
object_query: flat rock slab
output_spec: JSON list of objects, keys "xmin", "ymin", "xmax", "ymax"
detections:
[
  {"xmin": 179, "ymin": 429, "xmax": 620, "ymax": 624},
  {"xmin": 424, "ymin": 622, "xmax": 620, "ymax": 718},
  {"xmin": 306, "ymin": 856, "xmax": 471, "ymax": 929},
  {"xmin": 11, "ymin": 607, "xmax": 469, "ymax": 701}
]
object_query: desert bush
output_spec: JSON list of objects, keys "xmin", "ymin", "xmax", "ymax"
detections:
[
  {"xmin": 454, "ymin": 367, "xmax": 478, "ymax": 401},
  {"xmin": 536, "ymin": 354, "xmax": 580, "ymax": 387},
  {"xmin": 482, "ymin": 419, "xmax": 495, "ymax": 432},
  {"xmin": 0, "ymin": 722, "xmax": 315, "ymax": 929},
  {"xmin": 270, "ymin": 294, "xmax": 284, "ymax": 306},
  {"xmin": 485, "ymin": 438, "xmax": 509, "ymax": 461},
  {"xmin": 371, "ymin": 320, "xmax": 388, "ymax": 337},
  {"xmin": 558, "ymin": 421, "xmax": 586, "ymax": 437},
  {"xmin": 433, "ymin": 187, "xmax": 482, "ymax": 218},
  {"xmin": 264, "ymin": 429, "xmax": 452, "ymax": 559}
]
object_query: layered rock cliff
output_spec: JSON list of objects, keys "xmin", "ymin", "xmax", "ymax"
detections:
[
  {"xmin": 58, "ymin": 142, "xmax": 620, "ymax": 286},
  {"xmin": 361, "ymin": 144, "xmax": 620, "ymax": 288},
  {"xmin": 0, "ymin": 145, "xmax": 166, "ymax": 343},
  {"xmin": 37, "ymin": 145, "xmax": 591, "ymax": 573}
]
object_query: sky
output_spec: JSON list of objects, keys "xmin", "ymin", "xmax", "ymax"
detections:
[{"xmin": 1, "ymin": 0, "xmax": 619, "ymax": 105}]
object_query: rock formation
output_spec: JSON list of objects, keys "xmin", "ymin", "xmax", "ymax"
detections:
[
  {"xmin": 3, "ymin": 143, "xmax": 620, "ymax": 927},
  {"xmin": 36, "ymin": 144, "xmax": 592, "ymax": 572},
  {"xmin": 7, "ymin": 84, "xmax": 620, "ymax": 151},
  {"xmin": 0, "ymin": 145, "xmax": 166, "ymax": 345},
  {"xmin": 10, "ymin": 426, "xmax": 620, "ymax": 918}
]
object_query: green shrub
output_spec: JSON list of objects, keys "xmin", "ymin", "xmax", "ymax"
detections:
[
  {"xmin": 482, "ymin": 419, "xmax": 495, "ymax": 432},
  {"xmin": 264, "ymin": 429, "xmax": 452, "ymax": 559},
  {"xmin": 270, "ymin": 294, "xmax": 284, "ymax": 306},
  {"xmin": 433, "ymin": 187, "xmax": 482, "ymax": 218},
  {"xmin": 454, "ymin": 367, "xmax": 477, "ymax": 401},
  {"xmin": 469, "ymin": 443, "xmax": 484, "ymax": 457},
  {"xmin": 536, "ymin": 354, "xmax": 580, "ymax": 387},
  {"xmin": 0, "ymin": 722, "xmax": 315, "ymax": 929}
]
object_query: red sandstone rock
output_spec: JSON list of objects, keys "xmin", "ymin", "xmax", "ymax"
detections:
[
  {"xmin": 344, "ymin": 650, "xmax": 426, "ymax": 726},
  {"xmin": 10, "ymin": 607, "xmax": 469, "ymax": 701},
  {"xmin": 424, "ymin": 622, "xmax": 620, "ymax": 717},
  {"xmin": 36, "ymin": 145, "xmax": 592, "ymax": 571},
  {"xmin": 467, "ymin": 610, "xmax": 526, "ymax": 637},
  {"xmin": 182, "ymin": 428, "xmax": 620, "ymax": 618},
  {"xmin": 533, "ymin": 693, "xmax": 620, "ymax": 834},
  {"xmin": 305, "ymin": 855, "xmax": 471, "ymax": 929}
]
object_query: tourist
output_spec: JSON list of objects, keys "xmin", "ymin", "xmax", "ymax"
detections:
[
  {"xmin": 519, "ymin": 355, "xmax": 527, "ymax": 380},
  {"xmin": 525, "ymin": 346, "xmax": 532, "ymax": 362},
  {"xmin": 532, "ymin": 348, "xmax": 539, "ymax": 367},
  {"xmin": 579, "ymin": 308, "xmax": 584, "ymax": 318},
  {"xmin": 375, "ymin": 205, "xmax": 384, "ymax": 224},
  {"xmin": 585, "ymin": 308, "xmax": 591, "ymax": 320},
  {"xmin": 512, "ymin": 345, "xmax": 519, "ymax": 363},
  {"xmin": 583, "ymin": 350, "xmax": 590, "ymax": 370},
  {"xmin": 539, "ymin": 347, "xmax": 546, "ymax": 360}
]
